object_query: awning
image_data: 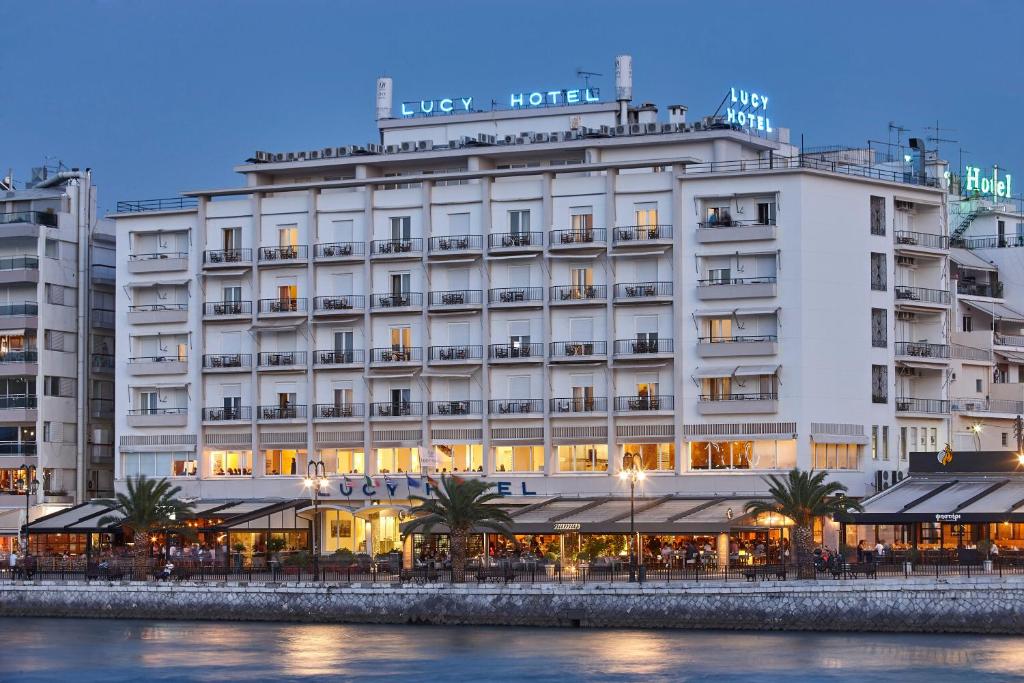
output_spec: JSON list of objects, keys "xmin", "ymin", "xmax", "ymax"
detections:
[
  {"xmin": 996, "ymin": 350, "xmax": 1024, "ymax": 363},
  {"xmin": 897, "ymin": 360, "xmax": 945, "ymax": 369},
  {"xmin": 203, "ymin": 269, "xmax": 250, "ymax": 277},
  {"xmin": 734, "ymin": 364, "xmax": 779, "ymax": 376},
  {"xmin": 132, "ymin": 279, "xmax": 191, "ymax": 288},
  {"xmin": 693, "ymin": 307, "xmax": 778, "ymax": 318},
  {"xmin": 811, "ymin": 433, "xmax": 870, "ymax": 445},
  {"xmin": 852, "ymin": 474, "xmax": 1024, "ymax": 523},
  {"xmin": 128, "ymin": 381, "xmax": 189, "ymax": 390},
  {"xmin": 692, "ymin": 366, "xmax": 735, "ymax": 379},
  {"xmin": 951, "ymin": 248, "xmax": 997, "ymax": 272},
  {"xmin": 963, "ymin": 300, "xmax": 1024, "ymax": 324},
  {"xmin": 249, "ymin": 320, "xmax": 306, "ymax": 331}
]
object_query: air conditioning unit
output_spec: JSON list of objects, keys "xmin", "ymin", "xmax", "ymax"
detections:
[
  {"xmin": 273, "ymin": 153, "xmax": 286, "ymax": 162},
  {"xmin": 628, "ymin": 124, "xmax": 642, "ymax": 135},
  {"xmin": 477, "ymin": 133, "xmax": 496, "ymax": 145},
  {"xmin": 364, "ymin": 144, "xmax": 382, "ymax": 154},
  {"xmin": 531, "ymin": 133, "xmax": 549, "ymax": 143},
  {"xmin": 875, "ymin": 470, "xmax": 893, "ymax": 492},
  {"xmin": 449, "ymin": 138, "xmax": 464, "ymax": 149},
  {"xmin": 253, "ymin": 151, "xmax": 271, "ymax": 162},
  {"xmin": 895, "ymin": 255, "xmax": 916, "ymax": 267},
  {"xmin": 296, "ymin": 151, "xmax": 307, "ymax": 160},
  {"xmin": 335, "ymin": 146, "xmax": 350, "ymax": 157},
  {"xmin": 661, "ymin": 123, "xmax": 677, "ymax": 134},
  {"xmin": 514, "ymin": 136, "xmax": 525, "ymax": 144},
  {"xmin": 644, "ymin": 123, "xmax": 658, "ymax": 134},
  {"xmin": 560, "ymin": 131, "xmax": 575, "ymax": 141},
  {"xmin": 308, "ymin": 150, "xmax": 320, "ymax": 160},
  {"xmin": 400, "ymin": 141, "xmax": 414, "ymax": 152},
  {"xmin": 502, "ymin": 134, "xmax": 515, "ymax": 145},
  {"xmin": 614, "ymin": 124, "xmax": 627, "ymax": 135},
  {"xmin": 895, "ymin": 311, "xmax": 916, "ymax": 321},
  {"xmin": 321, "ymin": 148, "xmax": 335, "ymax": 158},
  {"xmin": 285, "ymin": 152, "xmax": 296, "ymax": 161},
  {"xmin": 416, "ymin": 140, "xmax": 430, "ymax": 150},
  {"xmin": 519, "ymin": 132, "xmax": 535, "ymax": 143},
  {"xmin": 385, "ymin": 144, "xmax": 401, "ymax": 154},
  {"xmin": 894, "ymin": 470, "xmax": 905, "ymax": 483}
]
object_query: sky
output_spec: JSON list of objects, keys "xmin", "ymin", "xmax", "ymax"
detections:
[{"xmin": 1, "ymin": 0, "xmax": 1022, "ymax": 215}]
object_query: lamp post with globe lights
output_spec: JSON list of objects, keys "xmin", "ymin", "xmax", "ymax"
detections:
[
  {"xmin": 18, "ymin": 464, "xmax": 38, "ymax": 553},
  {"xmin": 303, "ymin": 459, "xmax": 329, "ymax": 581},
  {"xmin": 618, "ymin": 453, "xmax": 646, "ymax": 582}
]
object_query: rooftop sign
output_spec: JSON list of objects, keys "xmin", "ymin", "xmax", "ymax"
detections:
[
  {"xmin": 964, "ymin": 165, "xmax": 1012, "ymax": 199},
  {"xmin": 725, "ymin": 87, "xmax": 773, "ymax": 133},
  {"xmin": 400, "ymin": 87, "xmax": 600, "ymax": 118}
]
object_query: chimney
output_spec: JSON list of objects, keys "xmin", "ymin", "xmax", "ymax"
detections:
[
  {"xmin": 668, "ymin": 105, "xmax": 687, "ymax": 124},
  {"xmin": 376, "ymin": 77, "xmax": 393, "ymax": 120}
]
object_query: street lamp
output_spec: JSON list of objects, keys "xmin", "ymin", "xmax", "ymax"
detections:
[
  {"xmin": 303, "ymin": 458, "xmax": 329, "ymax": 581},
  {"xmin": 618, "ymin": 453, "xmax": 646, "ymax": 582},
  {"xmin": 18, "ymin": 464, "xmax": 38, "ymax": 553}
]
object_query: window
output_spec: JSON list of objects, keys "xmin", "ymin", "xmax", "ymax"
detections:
[
  {"xmin": 882, "ymin": 425, "xmax": 890, "ymax": 461},
  {"xmin": 623, "ymin": 443, "xmax": 674, "ymax": 471},
  {"xmin": 707, "ymin": 318, "xmax": 732, "ymax": 341},
  {"xmin": 900, "ymin": 427, "xmax": 908, "ymax": 461},
  {"xmin": 375, "ymin": 447, "xmax": 419, "ymax": 474},
  {"xmin": 122, "ymin": 451, "xmax": 195, "ymax": 478},
  {"xmin": 1002, "ymin": 433, "xmax": 1009, "ymax": 447},
  {"xmin": 569, "ymin": 207, "xmax": 593, "ymax": 238},
  {"xmin": 44, "ymin": 330, "xmax": 67, "ymax": 352},
  {"xmin": 321, "ymin": 448, "xmax": 364, "ymax": 475},
  {"xmin": 433, "ymin": 444, "xmax": 483, "ymax": 473},
  {"xmin": 508, "ymin": 210, "xmax": 530, "ymax": 235},
  {"xmin": 634, "ymin": 202, "xmax": 658, "ymax": 227},
  {"xmin": 963, "ymin": 316, "xmax": 973, "ymax": 333},
  {"xmin": 998, "ymin": 220, "xmax": 1006, "ymax": 246},
  {"xmin": 556, "ymin": 444, "xmax": 608, "ymax": 472},
  {"xmin": 45, "ymin": 238, "xmax": 59, "ymax": 259},
  {"xmin": 976, "ymin": 378, "xmax": 984, "ymax": 393},
  {"xmin": 389, "ymin": 326, "xmax": 411, "ymax": 351},
  {"xmin": 222, "ymin": 227, "xmax": 241, "ymax": 251},
  {"xmin": 390, "ymin": 272, "xmax": 411, "ymax": 295},
  {"xmin": 707, "ymin": 268, "xmax": 731, "ymax": 284},
  {"xmin": 871, "ymin": 308, "xmax": 887, "ymax": 347},
  {"xmin": 46, "ymin": 284, "xmax": 76, "ymax": 306},
  {"xmin": 812, "ymin": 443, "xmax": 860, "ymax": 470},
  {"xmin": 757, "ymin": 201, "xmax": 776, "ymax": 226},
  {"xmin": 688, "ymin": 440, "xmax": 795, "ymax": 470},
  {"xmin": 495, "ymin": 445, "xmax": 544, "ymax": 473},
  {"xmin": 569, "ymin": 266, "xmax": 593, "ymax": 296},
  {"xmin": 278, "ymin": 225, "xmax": 298, "ymax": 248},
  {"xmin": 43, "ymin": 376, "xmax": 74, "ymax": 398},
  {"xmin": 705, "ymin": 206, "xmax": 733, "ymax": 226},
  {"xmin": 872, "ymin": 365, "xmax": 888, "ymax": 403},
  {"xmin": 264, "ymin": 449, "xmax": 303, "ymax": 476},
  {"xmin": 447, "ymin": 212, "xmax": 470, "ymax": 235},
  {"xmin": 390, "ymin": 216, "xmax": 411, "ymax": 241},
  {"xmin": 210, "ymin": 450, "xmax": 252, "ymax": 476},
  {"xmin": 870, "ymin": 196, "xmax": 886, "ymax": 235},
  {"xmin": 870, "ymin": 253, "xmax": 887, "ymax": 291},
  {"xmin": 871, "ymin": 426, "xmax": 879, "ymax": 460}
]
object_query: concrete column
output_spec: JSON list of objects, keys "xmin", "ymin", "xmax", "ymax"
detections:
[
  {"xmin": 541, "ymin": 172, "xmax": 554, "ymax": 476},
  {"xmin": 305, "ymin": 189, "xmax": 317, "ymax": 464},
  {"xmin": 420, "ymin": 181, "xmax": 432, "ymax": 471},
  {"xmin": 671, "ymin": 165, "xmax": 686, "ymax": 476},
  {"xmin": 250, "ymin": 193, "xmax": 262, "ymax": 477},
  {"xmin": 480, "ymin": 177, "xmax": 493, "ymax": 475},
  {"xmin": 717, "ymin": 532, "xmax": 729, "ymax": 569},
  {"xmin": 361, "ymin": 182, "xmax": 374, "ymax": 480},
  {"xmin": 605, "ymin": 169, "xmax": 618, "ymax": 475}
]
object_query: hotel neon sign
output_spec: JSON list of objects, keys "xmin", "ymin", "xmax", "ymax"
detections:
[
  {"xmin": 400, "ymin": 87, "xmax": 600, "ymax": 118},
  {"xmin": 964, "ymin": 165, "xmax": 1013, "ymax": 199},
  {"xmin": 726, "ymin": 86, "xmax": 773, "ymax": 133}
]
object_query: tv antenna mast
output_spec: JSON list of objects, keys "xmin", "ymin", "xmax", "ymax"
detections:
[
  {"xmin": 576, "ymin": 68, "xmax": 602, "ymax": 90},
  {"xmin": 888, "ymin": 121, "xmax": 909, "ymax": 148},
  {"xmin": 925, "ymin": 121, "xmax": 957, "ymax": 156}
]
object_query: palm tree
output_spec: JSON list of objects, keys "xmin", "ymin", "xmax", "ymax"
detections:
[
  {"xmin": 745, "ymin": 468, "xmax": 862, "ymax": 579},
  {"xmin": 404, "ymin": 476, "xmax": 513, "ymax": 581},
  {"xmin": 98, "ymin": 476, "xmax": 196, "ymax": 580}
]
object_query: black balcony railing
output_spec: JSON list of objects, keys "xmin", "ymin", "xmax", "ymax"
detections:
[
  {"xmin": 429, "ymin": 345, "xmax": 483, "ymax": 362},
  {"xmin": 696, "ymin": 335, "xmax": 777, "ymax": 344},
  {"xmin": 203, "ymin": 249, "xmax": 252, "ymax": 264},
  {"xmin": 0, "ymin": 394, "xmax": 36, "ymax": 409},
  {"xmin": 489, "ymin": 343, "xmax": 544, "ymax": 360},
  {"xmin": 313, "ymin": 295, "xmax": 365, "ymax": 312},
  {"xmin": 0, "ymin": 256, "xmax": 39, "ymax": 271},
  {"xmin": 128, "ymin": 303, "xmax": 188, "ymax": 313},
  {"xmin": 0, "ymin": 303, "xmax": 38, "ymax": 316},
  {"xmin": 202, "ymin": 406, "xmax": 252, "ymax": 421},
  {"xmin": 314, "ymin": 403, "xmax": 365, "ymax": 419},
  {"xmin": 371, "ymin": 238, "xmax": 422, "ymax": 256},
  {"xmin": 204, "ymin": 300, "xmax": 252, "ymax": 316},
  {"xmin": 894, "ymin": 231, "xmax": 949, "ymax": 250},
  {"xmin": 550, "ymin": 341, "xmax": 607, "ymax": 357},
  {"xmin": 551, "ymin": 284, "xmax": 607, "ymax": 302},
  {"xmin": 0, "ymin": 210, "xmax": 58, "ymax": 227},
  {"xmin": 614, "ymin": 395, "xmax": 675, "ymax": 411},
  {"xmin": 429, "ymin": 235, "xmax": 482, "ymax": 252},
  {"xmin": 894, "ymin": 341, "xmax": 950, "ymax": 359},
  {"xmin": 116, "ymin": 197, "xmax": 198, "ymax": 213},
  {"xmin": 202, "ymin": 353, "xmax": 252, "ymax": 369},
  {"xmin": 488, "ymin": 232, "xmax": 542, "ymax": 249},
  {"xmin": 697, "ymin": 276, "xmax": 777, "ymax": 287},
  {"xmin": 127, "ymin": 407, "xmax": 187, "ymax": 416},
  {"xmin": 313, "ymin": 349, "xmax": 364, "ymax": 365},
  {"xmin": 371, "ymin": 347, "xmax": 422, "ymax": 363},
  {"xmin": 370, "ymin": 401, "xmax": 423, "ymax": 417},
  {"xmin": 957, "ymin": 281, "xmax": 1002, "ymax": 298},
  {"xmin": 613, "ymin": 224, "xmax": 672, "ymax": 243},
  {"xmin": 549, "ymin": 228, "xmax": 606, "ymax": 246},
  {"xmin": 370, "ymin": 292, "xmax": 423, "ymax": 308},
  {"xmin": 895, "ymin": 397, "xmax": 950, "ymax": 414},
  {"xmin": 697, "ymin": 219, "xmax": 775, "ymax": 230},
  {"xmin": 428, "ymin": 400, "xmax": 482, "ymax": 416},
  {"xmin": 0, "ymin": 350, "xmax": 38, "ymax": 364},
  {"xmin": 258, "ymin": 298, "xmax": 308, "ymax": 314},
  {"xmin": 488, "ymin": 399, "xmax": 544, "ymax": 415},
  {"xmin": 699, "ymin": 392, "xmax": 778, "ymax": 402},
  {"xmin": 550, "ymin": 397, "xmax": 608, "ymax": 413},
  {"xmin": 128, "ymin": 355, "xmax": 187, "ymax": 365},
  {"xmin": 258, "ymin": 245, "xmax": 308, "ymax": 262},
  {"xmin": 129, "ymin": 251, "xmax": 188, "ymax": 262},
  {"xmin": 258, "ymin": 405, "xmax": 307, "ymax": 420},
  {"xmin": 428, "ymin": 290, "xmax": 482, "ymax": 307},
  {"xmin": 487, "ymin": 287, "xmax": 543, "ymax": 304},
  {"xmin": 315, "ymin": 242, "xmax": 364, "ymax": 258},
  {"xmin": 258, "ymin": 351, "xmax": 307, "ymax": 367},
  {"xmin": 613, "ymin": 338, "xmax": 674, "ymax": 355},
  {"xmin": 614, "ymin": 281, "xmax": 673, "ymax": 299},
  {"xmin": 894, "ymin": 286, "xmax": 950, "ymax": 305}
]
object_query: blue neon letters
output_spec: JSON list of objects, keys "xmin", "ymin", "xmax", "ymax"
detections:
[
  {"xmin": 508, "ymin": 88, "xmax": 599, "ymax": 109},
  {"xmin": 726, "ymin": 87, "xmax": 773, "ymax": 133},
  {"xmin": 401, "ymin": 96, "xmax": 473, "ymax": 117}
]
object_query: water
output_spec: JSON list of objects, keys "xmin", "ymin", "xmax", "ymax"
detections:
[{"xmin": 2, "ymin": 618, "xmax": 1023, "ymax": 682}]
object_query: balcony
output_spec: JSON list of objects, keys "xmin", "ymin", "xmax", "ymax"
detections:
[
  {"xmin": 696, "ymin": 277, "xmax": 777, "ymax": 300},
  {"xmin": 90, "ymin": 398, "xmax": 113, "ymax": 419},
  {"xmin": 313, "ymin": 295, "xmax": 365, "ymax": 315},
  {"xmin": 550, "ymin": 397, "xmax": 607, "ymax": 414},
  {"xmin": 202, "ymin": 353, "xmax": 252, "ymax": 371},
  {"xmin": 313, "ymin": 349, "xmax": 364, "ymax": 366},
  {"xmin": 126, "ymin": 408, "xmax": 187, "ymax": 427},
  {"xmin": 0, "ymin": 302, "xmax": 38, "ymax": 321},
  {"xmin": 126, "ymin": 303, "xmax": 188, "ymax": 325},
  {"xmin": 613, "ymin": 338, "xmax": 674, "ymax": 358},
  {"xmin": 613, "ymin": 281, "xmax": 672, "ymax": 304},
  {"xmin": 549, "ymin": 228, "xmax": 606, "ymax": 250},
  {"xmin": 612, "ymin": 224, "xmax": 672, "ymax": 245},
  {"xmin": 0, "ymin": 256, "xmax": 39, "ymax": 284},
  {"xmin": 550, "ymin": 341, "xmax": 607, "ymax": 361},
  {"xmin": 995, "ymin": 333, "xmax": 1024, "ymax": 349},
  {"xmin": 258, "ymin": 405, "xmax": 307, "ymax": 421},
  {"xmin": 314, "ymin": 242, "xmax": 364, "ymax": 261},
  {"xmin": 116, "ymin": 198, "xmax": 198, "ymax": 213},
  {"xmin": 428, "ymin": 234, "xmax": 483, "ymax": 256},
  {"xmin": 127, "ymin": 356, "xmax": 188, "ymax": 376},
  {"xmin": 696, "ymin": 335, "xmax": 778, "ymax": 358},
  {"xmin": 951, "ymin": 397, "xmax": 1024, "ymax": 416},
  {"xmin": 488, "ymin": 343, "xmax": 544, "ymax": 362},
  {"xmin": 697, "ymin": 392, "xmax": 778, "ymax": 415},
  {"xmin": 313, "ymin": 403, "xmax": 364, "ymax": 420},
  {"xmin": 370, "ymin": 401, "xmax": 423, "ymax": 418},
  {"xmin": 614, "ymin": 395, "xmax": 675, "ymax": 412},
  {"xmin": 488, "ymin": 398, "xmax": 544, "ymax": 416},
  {"xmin": 957, "ymin": 280, "xmax": 1002, "ymax": 298},
  {"xmin": 428, "ymin": 400, "xmax": 482, "ymax": 417},
  {"xmin": 895, "ymin": 397, "xmax": 950, "ymax": 415},
  {"xmin": 0, "ymin": 350, "xmax": 37, "ymax": 377},
  {"xmin": 370, "ymin": 347, "xmax": 422, "ymax": 365},
  {"xmin": 488, "ymin": 231, "xmax": 543, "ymax": 253},
  {"xmin": 894, "ymin": 341, "xmax": 950, "ymax": 362},
  {"xmin": 894, "ymin": 286, "xmax": 950, "ymax": 307},
  {"xmin": 89, "ymin": 444, "xmax": 114, "ymax": 465},
  {"xmin": 894, "ymin": 231, "xmax": 948, "ymax": 253},
  {"xmin": 257, "ymin": 351, "xmax": 307, "ymax": 370},
  {"xmin": 258, "ymin": 245, "xmax": 308, "ymax": 265},
  {"xmin": 203, "ymin": 300, "xmax": 253, "ymax": 319},
  {"xmin": 428, "ymin": 345, "xmax": 483, "ymax": 363},
  {"xmin": 428, "ymin": 289, "xmax": 483, "ymax": 311},
  {"xmin": 550, "ymin": 284, "xmax": 607, "ymax": 305},
  {"xmin": 258, "ymin": 298, "xmax": 308, "ymax": 315},
  {"xmin": 487, "ymin": 287, "xmax": 543, "ymax": 307},
  {"xmin": 0, "ymin": 210, "xmax": 57, "ymax": 229},
  {"xmin": 370, "ymin": 238, "xmax": 422, "ymax": 259},
  {"xmin": 203, "ymin": 249, "xmax": 252, "ymax": 268},
  {"xmin": 90, "ymin": 353, "xmax": 114, "ymax": 373},
  {"xmin": 697, "ymin": 220, "xmax": 776, "ymax": 243},
  {"xmin": 370, "ymin": 292, "xmax": 423, "ymax": 311},
  {"xmin": 202, "ymin": 406, "xmax": 252, "ymax": 422},
  {"xmin": 127, "ymin": 252, "xmax": 189, "ymax": 273},
  {"xmin": 91, "ymin": 264, "xmax": 115, "ymax": 285}
]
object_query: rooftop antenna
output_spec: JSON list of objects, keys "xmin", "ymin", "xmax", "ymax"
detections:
[
  {"xmin": 888, "ymin": 121, "xmax": 909, "ymax": 148},
  {"xmin": 925, "ymin": 121, "xmax": 957, "ymax": 156},
  {"xmin": 576, "ymin": 68, "xmax": 602, "ymax": 90}
]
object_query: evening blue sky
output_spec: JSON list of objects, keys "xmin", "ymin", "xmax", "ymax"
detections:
[{"xmin": 1, "ymin": 0, "xmax": 1022, "ymax": 215}]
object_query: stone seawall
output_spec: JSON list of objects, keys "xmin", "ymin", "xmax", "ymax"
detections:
[{"xmin": 2, "ymin": 577, "xmax": 1023, "ymax": 633}]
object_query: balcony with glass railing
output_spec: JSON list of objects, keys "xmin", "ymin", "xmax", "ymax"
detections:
[
  {"xmin": 127, "ymin": 251, "xmax": 189, "ymax": 273},
  {"xmin": 696, "ymin": 335, "xmax": 777, "ymax": 358}
]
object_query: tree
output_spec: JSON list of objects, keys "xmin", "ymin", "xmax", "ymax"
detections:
[
  {"xmin": 97, "ymin": 475, "xmax": 196, "ymax": 580},
  {"xmin": 404, "ymin": 476, "xmax": 513, "ymax": 581},
  {"xmin": 745, "ymin": 468, "xmax": 862, "ymax": 579}
]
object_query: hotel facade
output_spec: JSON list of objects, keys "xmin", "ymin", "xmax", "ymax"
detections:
[{"xmin": 106, "ymin": 56, "xmax": 1023, "ymax": 557}]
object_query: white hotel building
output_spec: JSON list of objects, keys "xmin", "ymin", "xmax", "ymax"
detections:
[{"xmin": 110, "ymin": 57, "xmax": 985, "ymax": 554}]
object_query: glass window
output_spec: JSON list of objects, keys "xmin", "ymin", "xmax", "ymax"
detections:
[
  {"xmin": 508, "ymin": 210, "xmax": 530, "ymax": 234},
  {"xmin": 494, "ymin": 445, "xmax": 543, "ymax": 473},
  {"xmin": 264, "ymin": 449, "xmax": 304, "ymax": 476},
  {"xmin": 556, "ymin": 444, "xmax": 608, "ymax": 473},
  {"xmin": 812, "ymin": 443, "xmax": 860, "ymax": 470},
  {"xmin": 375, "ymin": 447, "xmax": 419, "ymax": 474},
  {"xmin": 689, "ymin": 440, "xmax": 788, "ymax": 470},
  {"xmin": 210, "ymin": 450, "xmax": 252, "ymax": 476},
  {"xmin": 122, "ymin": 451, "xmax": 194, "ymax": 478},
  {"xmin": 433, "ymin": 444, "xmax": 483, "ymax": 473},
  {"xmin": 623, "ymin": 443, "xmax": 674, "ymax": 471},
  {"xmin": 319, "ymin": 448, "xmax": 364, "ymax": 475}
]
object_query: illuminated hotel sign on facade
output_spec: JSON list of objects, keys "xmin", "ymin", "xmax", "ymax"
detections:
[
  {"xmin": 400, "ymin": 87, "xmax": 600, "ymax": 117},
  {"xmin": 964, "ymin": 165, "xmax": 1013, "ymax": 199},
  {"xmin": 726, "ymin": 87, "xmax": 773, "ymax": 133}
]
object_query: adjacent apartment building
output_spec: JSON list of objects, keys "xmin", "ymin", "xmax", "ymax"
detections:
[
  {"xmin": 111, "ymin": 56, "xmax": 985, "ymax": 555},
  {"xmin": 0, "ymin": 168, "xmax": 115, "ymax": 550}
]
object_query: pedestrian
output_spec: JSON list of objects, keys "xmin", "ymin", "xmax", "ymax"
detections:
[
  {"xmin": 874, "ymin": 540, "xmax": 885, "ymax": 561},
  {"xmin": 856, "ymin": 539, "xmax": 866, "ymax": 563},
  {"xmin": 8, "ymin": 548, "xmax": 18, "ymax": 578}
]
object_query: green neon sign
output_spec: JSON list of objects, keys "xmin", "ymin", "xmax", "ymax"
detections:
[{"xmin": 964, "ymin": 165, "xmax": 1012, "ymax": 199}]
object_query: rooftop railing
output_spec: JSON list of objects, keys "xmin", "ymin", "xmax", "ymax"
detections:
[{"xmin": 116, "ymin": 197, "xmax": 198, "ymax": 213}]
